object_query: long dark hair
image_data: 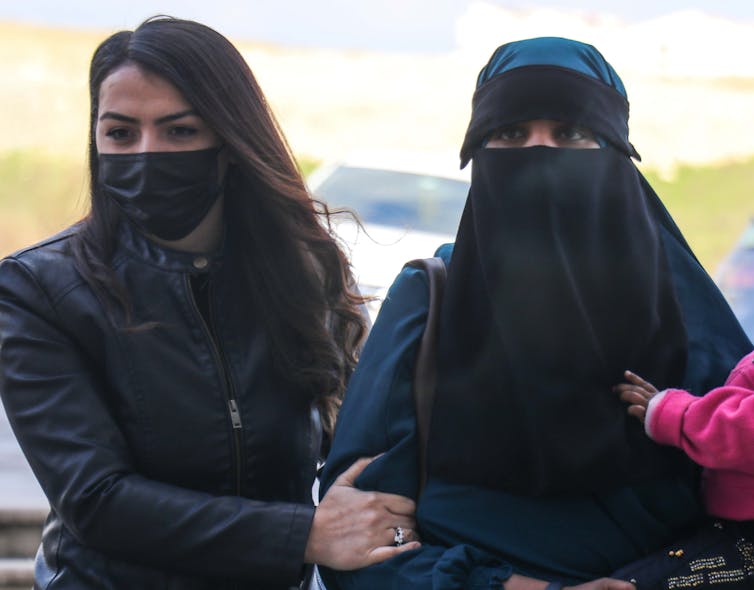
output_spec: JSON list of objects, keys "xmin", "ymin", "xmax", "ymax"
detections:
[{"xmin": 73, "ymin": 16, "xmax": 366, "ymax": 440}]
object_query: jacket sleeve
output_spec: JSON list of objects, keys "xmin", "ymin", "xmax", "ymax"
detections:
[
  {"xmin": 319, "ymin": 254, "xmax": 514, "ymax": 590},
  {"xmin": 0, "ymin": 256, "xmax": 312, "ymax": 585},
  {"xmin": 645, "ymin": 360, "xmax": 754, "ymax": 474}
]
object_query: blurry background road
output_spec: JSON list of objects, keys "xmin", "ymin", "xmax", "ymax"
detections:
[{"xmin": 0, "ymin": 412, "xmax": 46, "ymax": 510}]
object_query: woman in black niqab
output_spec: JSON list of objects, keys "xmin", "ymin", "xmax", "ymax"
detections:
[
  {"xmin": 429, "ymin": 37, "xmax": 751, "ymax": 496},
  {"xmin": 429, "ymin": 38, "xmax": 749, "ymax": 495},
  {"xmin": 319, "ymin": 36, "xmax": 752, "ymax": 590}
]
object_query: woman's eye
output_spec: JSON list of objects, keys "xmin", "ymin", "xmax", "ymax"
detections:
[
  {"xmin": 493, "ymin": 126, "xmax": 525, "ymax": 141},
  {"xmin": 105, "ymin": 127, "xmax": 132, "ymax": 141},
  {"xmin": 168, "ymin": 126, "xmax": 198, "ymax": 137},
  {"xmin": 558, "ymin": 126, "xmax": 592, "ymax": 142}
]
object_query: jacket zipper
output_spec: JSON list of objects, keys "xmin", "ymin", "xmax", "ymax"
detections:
[{"xmin": 185, "ymin": 275, "xmax": 244, "ymax": 496}]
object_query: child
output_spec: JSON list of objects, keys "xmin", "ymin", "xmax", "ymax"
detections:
[
  {"xmin": 612, "ymin": 355, "xmax": 754, "ymax": 589},
  {"xmin": 615, "ymin": 352, "xmax": 754, "ymax": 522}
]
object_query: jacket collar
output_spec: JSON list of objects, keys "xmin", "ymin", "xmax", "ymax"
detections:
[{"xmin": 116, "ymin": 219, "xmax": 225, "ymax": 274}]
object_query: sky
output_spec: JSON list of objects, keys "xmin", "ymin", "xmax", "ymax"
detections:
[{"xmin": 2, "ymin": 0, "xmax": 754, "ymax": 52}]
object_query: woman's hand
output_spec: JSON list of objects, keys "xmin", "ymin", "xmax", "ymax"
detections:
[
  {"xmin": 305, "ymin": 456, "xmax": 420, "ymax": 570},
  {"xmin": 613, "ymin": 370, "xmax": 659, "ymax": 423}
]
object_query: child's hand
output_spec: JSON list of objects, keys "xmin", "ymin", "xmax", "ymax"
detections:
[{"xmin": 613, "ymin": 370, "xmax": 658, "ymax": 424}]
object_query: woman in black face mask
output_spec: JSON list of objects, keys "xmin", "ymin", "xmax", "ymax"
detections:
[
  {"xmin": 0, "ymin": 16, "xmax": 421, "ymax": 590},
  {"xmin": 318, "ymin": 37, "xmax": 752, "ymax": 590}
]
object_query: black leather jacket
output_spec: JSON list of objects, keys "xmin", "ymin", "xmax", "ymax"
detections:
[{"xmin": 0, "ymin": 222, "xmax": 321, "ymax": 589}]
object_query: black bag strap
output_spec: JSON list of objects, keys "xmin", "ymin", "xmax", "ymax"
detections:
[{"xmin": 404, "ymin": 257, "xmax": 447, "ymax": 497}]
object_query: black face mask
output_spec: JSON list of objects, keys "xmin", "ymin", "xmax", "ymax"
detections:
[
  {"xmin": 98, "ymin": 147, "xmax": 224, "ymax": 241},
  {"xmin": 430, "ymin": 147, "xmax": 690, "ymax": 496}
]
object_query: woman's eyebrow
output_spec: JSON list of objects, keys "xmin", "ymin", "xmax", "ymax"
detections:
[
  {"xmin": 98, "ymin": 111, "xmax": 137, "ymax": 123},
  {"xmin": 98, "ymin": 109, "xmax": 198, "ymax": 124},
  {"xmin": 154, "ymin": 110, "xmax": 197, "ymax": 125}
]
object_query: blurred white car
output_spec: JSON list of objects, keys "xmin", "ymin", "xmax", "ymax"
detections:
[
  {"xmin": 716, "ymin": 218, "xmax": 754, "ymax": 340},
  {"xmin": 308, "ymin": 153, "xmax": 470, "ymax": 320}
]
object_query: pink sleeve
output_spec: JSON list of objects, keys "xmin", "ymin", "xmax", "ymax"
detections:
[
  {"xmin": 723, "ymin": 355, "xmax": 754, "ymax": 389},
  {"xmin": 647, "ymin": 381, "xmax": 754, "ymax": 473}
]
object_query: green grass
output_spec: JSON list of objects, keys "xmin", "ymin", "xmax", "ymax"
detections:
[
  {"xmin": 643, "ymin": 158, "xmax": 754, "ymax": 272},
  {"xmin": 297, "ymin": 155, "xmax": 321, "ymax": 178},
  {"xmin": 0, "ymin": 150, "xmax": 87, "ymax": 256},
  {"xmin": 1, "ymin": 148, "xmax": 752, "ymax": 275}
]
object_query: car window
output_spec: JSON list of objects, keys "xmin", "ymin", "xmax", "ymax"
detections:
[{"xmin": 314, "ymin": 166, "xmax": 469, "ymax": 235}]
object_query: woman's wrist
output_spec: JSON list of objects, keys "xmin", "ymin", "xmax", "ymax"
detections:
[{"xmin": 502, "ymin": 573, "xmax": 551, "ymax": 590}]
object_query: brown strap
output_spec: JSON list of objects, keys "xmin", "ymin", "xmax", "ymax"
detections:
[{"xmin": 404, "ymin": 257, "xmax": 447, "ymax": 497}]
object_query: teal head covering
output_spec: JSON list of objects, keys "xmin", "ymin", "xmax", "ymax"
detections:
[
  {"xmin": 476, "ymin": 36, "xmax": 627, "ymax": 95},
  {"xmin": 460, "ymin": 36, "xmax": 640, "ymax": 167}
]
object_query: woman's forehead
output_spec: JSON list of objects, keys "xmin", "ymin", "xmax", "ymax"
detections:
[{"xmin": 98, "ymin": 64, "xmax": 191, "ymax": 115}]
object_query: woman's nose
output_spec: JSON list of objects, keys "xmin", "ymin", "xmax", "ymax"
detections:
[
  {"xmin": 523, "ymin": 128, "xmax": 558, "ymax": 148},
  {"xmin": 133, "ymin": 131, "xmax": 165, "ymax": 153}
]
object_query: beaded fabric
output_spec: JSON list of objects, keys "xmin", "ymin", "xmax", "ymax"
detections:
[{"xmin": 613, "ymin": 520, "xmax": 754, "ymax": 589}]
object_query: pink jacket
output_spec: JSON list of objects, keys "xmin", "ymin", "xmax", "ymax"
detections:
[{"xmin": 645, "ymin": 350, "xmax": 754, "ymax": 521}]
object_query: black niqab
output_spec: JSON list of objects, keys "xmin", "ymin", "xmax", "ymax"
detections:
[{"xmin": 429, "ymin": 147, "xmax": 691, "ymax": 495}]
